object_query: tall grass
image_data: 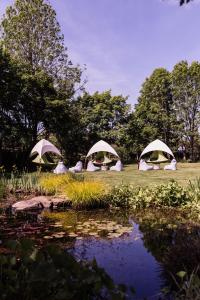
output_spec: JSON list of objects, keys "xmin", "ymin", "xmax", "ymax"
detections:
[
  {"xmin": 64, "ymin": 181, "xmax": 108, "ymax": 209},
  {"xmin": 39, "ymin": 172, "xmax": 84, "ymax": 195},
  {"xmin": 0, "ymin": 181, "xmax": 6, "ymax": 200}
]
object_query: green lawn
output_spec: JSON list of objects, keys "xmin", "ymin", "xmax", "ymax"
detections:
[{"xmin": 84, "ymin": 163, "xmax": 200, "ymax": 187}]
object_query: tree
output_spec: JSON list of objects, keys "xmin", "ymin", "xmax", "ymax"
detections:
[
  {"xmin": 0, "ymin": 45, "xmax": 61, "ymax": 167},
  {"xmin": 43, "ymin": 96, "xmax": 85, "ymax": 161},
  {"xmin": 75, "ymin": 91, "xmax": 131, "ymax": 155},
  {"xmin": 0, "ymin": 0, "xmax": 85, "ymax": 166},
  {"xmin": 0, "ymin": 46, "xmax": 22, "ymax": 164},
  {"xmin": 133, "ymin": 68, "xmax": 178, "ymax": 152},
  {"xmin": 171, "ymin": 61, "xmax": 200, "ymax": 161},
  {"xmin": 180, "ymin": 0, "xmax": 193, "ymax": 5},
  {"xmin": 1, "ymin": 0, "xmax": 82, "ymax": 94}
]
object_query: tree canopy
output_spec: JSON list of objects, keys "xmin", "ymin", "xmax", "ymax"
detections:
[
  {"xmin": 1, "ymin": 0, "xmax": 82, "ymax": 94},
  {"xmin": 132, "ymin": 68, "xmax": 178, "ymax": 152}
]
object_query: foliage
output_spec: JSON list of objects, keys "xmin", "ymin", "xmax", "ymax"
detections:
[
  {"xmin": 0, "ymin": 46, "xmax": 26, "ymax": 161},
  {"xmin": 109, "ymin": 184, "xmax": 134, "ymax": 208},
  {"xmin": 75, "ymin": 90, "xmax": 131, "ymax": 156},
  {"xmin": 183, "ymin": 178, "xmax": 200, "ymax": 220},
  {"xmin": 174, "ymin": 268, "xmax": 200, "ymax": 300},
  {"xmin": 39, "ymin": 172, "xmax": 84, "ymax": 195},
  {"xmin": 1, "ymin": 0, "xmax": 82, "ymax": 92},
  {"xmin": 171, "ymin": 61, "xmax": 200, "ymax": 161},
  {"xmin": 0, "ymin": 0, "xmax": 84, "ymax": 166},
  {"xmin": 153, "ymin": 180, "xmax": 190, "ymax": 207},
  {"xmin": 64, "ymin": 181, "xmax": 108, "ymax": 209},
  {"xmin": 0, "ymin": 44, "xmax": 59, "ymax": 165},
  {"xmin": 110, "ymin": 180, "xmax": 190, "ymax": 210},
  {"xmin": 0, "ymin": 239, "xmax": 126, "ymax": 300},
  {"xmin": 133, "ymin": 68, "xmax": 178, "ymax": 153}
]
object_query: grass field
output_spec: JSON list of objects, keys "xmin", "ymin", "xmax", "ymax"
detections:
[{"xmin": 84, "ymin": 163, "xmax": 200, "ymax": 187}]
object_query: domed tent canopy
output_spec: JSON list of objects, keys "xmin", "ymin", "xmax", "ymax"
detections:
[
  {"xmin": 30, "ymin": 139, "xmax": 61, "ymax": 164},
  {"xmin": 86, "ymin": 140, "xmax": 119, "ymax": 159},
  {"xmin": 140, "ymin": 139, "xmax": 174, "ymax": 161},
  {"xmin": 30, "ymin": 139, "xmax": 61, "ymax": 158}
]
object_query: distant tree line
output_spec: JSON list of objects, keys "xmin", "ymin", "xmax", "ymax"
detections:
[{"xmin": 0, "ymin": 0, "xmax": 199, "ymax": 169}]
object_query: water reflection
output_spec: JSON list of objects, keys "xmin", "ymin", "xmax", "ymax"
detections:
[
  {"xmin": 71, "ymin": 220, "xmax": 163, "ymax": 299},
  {"xmin": 134, "ymin": 209, "xmax": 200, "ymax": 291},
  {"xmin": 1, "ymin": 208, "xmax": 200, "ymax": 299},
  {"xmin": 65, "ymin": 209, "xmax": 200, "ymax": 299}
]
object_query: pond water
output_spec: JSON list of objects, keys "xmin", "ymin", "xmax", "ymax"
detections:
[
  {"xmin": 41, "ymin": 208, "xmax": 200, "ymax": 299},
  {"xmin": 1, "ymin": 208, "xmax": 200, "ymax": 299},
  {"xmin": 70, "ymin": 221, "xmax": 163, "ymax": 299}
]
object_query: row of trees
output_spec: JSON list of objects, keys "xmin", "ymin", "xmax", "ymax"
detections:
[
  {"xmin": 130, "ymin": 62, "xmax": 200, "ymax": 161},
  {"xmin": 0, "ymin": 0, "xmax": 199, "ymax": 169}
]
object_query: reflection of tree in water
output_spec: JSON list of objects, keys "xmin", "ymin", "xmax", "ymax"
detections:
[{"xmin": 133, "ymin": 209, "xmax": 200, "ymax": 290}]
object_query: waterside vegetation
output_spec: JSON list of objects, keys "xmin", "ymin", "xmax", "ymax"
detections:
[{"xmin": 1, "ymin": 167, "xmax": 200, "ymax": 221}]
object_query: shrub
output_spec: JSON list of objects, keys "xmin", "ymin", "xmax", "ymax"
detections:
[
  {"xmin": 108, "ymin": 184, "xmax": 134, "ymax": 208},
  {"xmin": 110, "ymin": 180, "xmax": 190, "ymax": 210},
  {"xmin": 154, "ymin": 180, "xmax": 190, "ymax": 207},
  {"xmin": 39, "ymin": 172, "xmax": 84, "ymax": 195},
  {"xmin": 64, "ymin": 181, "xmax": 108, "ymax": 209}
]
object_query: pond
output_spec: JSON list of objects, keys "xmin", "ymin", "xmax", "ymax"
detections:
[
  {"xmin": 70, "ymin": 219, "xmax": 162, "ymax": 299},
  {"xmin": 1, "ymin": 208, "xmax": 200, "ymax": 299}
]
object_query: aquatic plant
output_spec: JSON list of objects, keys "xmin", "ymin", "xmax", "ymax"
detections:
[
  {"xmin": 43, "ymin": 210, "xmax": 77, "ymax": 229},
  {"xmin": 0, "ymin": 239, "xmax": 127, "ymax": 300},
  {"xmin": 43, "ymin": 211, "xmax": 132, "ymax": 239},
  {"xmin": 64, "ymin": 181, "xmax": 108, "ymax": 209}
]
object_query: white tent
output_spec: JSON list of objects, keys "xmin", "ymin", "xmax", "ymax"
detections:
[
  {"xmin": 86, "ymin": 140, "xmax": 119, "ymax": 158},
  {"xmin": 140, "ymin": 139, "xmax": 174, "ymax": 158},
  {"xmin": 30, "ymin": 139, "xmax": 61, "ymax": 158}
]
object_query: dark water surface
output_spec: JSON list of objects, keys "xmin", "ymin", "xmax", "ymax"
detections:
[
  {"xmin": 1, "ymin": 208, "xmax": 200, "ymax": 299},
  {"xmin": 64, "ymin": 208, "xmax": 200, "ymax": 299},
  {"xmin": 71, "ymin": 221, "xmax": 163, "ymax": 299}
]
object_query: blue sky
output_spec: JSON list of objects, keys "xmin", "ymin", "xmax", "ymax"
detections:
[{"xmin": 1, "ymin": 0, "xmax": 200, "ymax": 104}]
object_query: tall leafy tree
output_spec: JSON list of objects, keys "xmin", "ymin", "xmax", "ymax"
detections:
[
  {"xmin": 171, "ymin": 61, "xmax": 200, "ymax": 160},
  {"xmin": 76, "ymin": 91, "xmax": 131, "ymax": 153},
  {"xmin": 0, "ymin": 45, "xmax": 60, "ymax": 167},
  {"xmin": 0, "ymin": 0, "xmax": 85, "ymax": 164},
  {"xmin": 1, "ymin": 0, "xmax": 82, "ymax": 94},
  {"xmin": 134, "ymin": 68, "xmax": 178, "ymax": 152},
  {"xmin": 0, "ymin": 46, "xmax": 22, "ymax": 163}
]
